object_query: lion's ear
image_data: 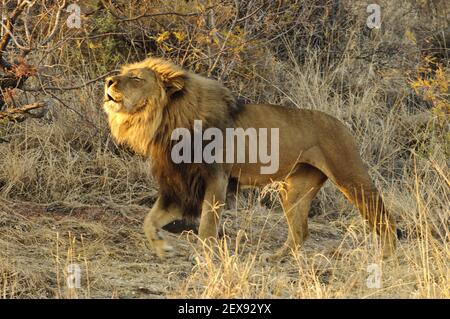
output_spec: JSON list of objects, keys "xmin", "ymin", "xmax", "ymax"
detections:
[{"xmin": 164, "ymin": 74, "xmax": 185, "ymax": 96}]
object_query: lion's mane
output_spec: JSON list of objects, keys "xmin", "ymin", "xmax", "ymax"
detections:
[{"xmin": 106, "ymin": 58, "xmax": 240, "ymax": 218}]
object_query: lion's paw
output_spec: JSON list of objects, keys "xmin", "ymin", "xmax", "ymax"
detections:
[{"xmin": 152, "ymin": 240, "xmax": 174, "ymax": 259}]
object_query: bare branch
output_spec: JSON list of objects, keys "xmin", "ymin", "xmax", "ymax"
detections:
[
  {"xmin": 0, "ymin": 20, "xmax": 31, "ymax": 51},
  {"xmin": 236, "ymin": 3, "xmax": 266, "ymax": 23},
  {"xmin": 0, "ymin": 101, "xmax": 49, "ymax": 122},
  {"xmin": 0, "ymin": 0, "xmax": 30, "ymax": 70},
  {"xmin": 22, "ymin": 70, "xmax": 118, "ymax": 92},
  {"xmin": 118, "ymin": 10, "xmax": 209, "ymax": 22},
  {"xmin": 23, "ymin": 1, "xmax": 37, "ymax": 44},
  {"xmin": 38, "ymin": 0, "xmax": 66, "ymax": 47},
  {"xmin": 44, "ymin": 90, "xmax": 100, "ymax": 134},
  {"xmin": 100, "ymin": 0, "xmax": 213, "ymax": 23},
  {"xmin": 209, "ymin": 0, "xmax": 240, "ymax": 78}
]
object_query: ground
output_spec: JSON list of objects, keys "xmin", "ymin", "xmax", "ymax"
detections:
[{"xmin": 1, "ymin": 188, "xmax": 447, "ymax": 298}]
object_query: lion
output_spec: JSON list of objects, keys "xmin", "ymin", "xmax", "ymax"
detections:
[{"xmin": 103, "ymin": 57, "xmax": 397, "ymax": 260}]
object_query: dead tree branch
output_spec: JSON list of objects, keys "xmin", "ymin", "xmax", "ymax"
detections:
[
  {"xmin": 0, "ymin": 0, "xmax": 29, "ymax": 70},
  {"xmin": 0, "ymin": 0, "xmax": 67, "ymax": 107},
  {"xmin": 21, "ymin": 70, "xmax": 118, "ymax": 92},
  {"xmin": 0, "ymin": 101, "xmax": 49, "ymax": 122}
]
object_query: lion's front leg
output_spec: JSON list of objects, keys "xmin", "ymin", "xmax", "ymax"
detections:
[
  {"xmin": 198, "ymin": 174, "xmax": 228, "ymax": 242},
  {"xmin": 143, "ymin": 197, "xmax": 183, "ymax": 259}
]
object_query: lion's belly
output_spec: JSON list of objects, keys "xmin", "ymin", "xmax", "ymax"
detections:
[
  {"xmin": 229, "ymin": 104, "xmax": 322, "ymax": 186},
  {"xmin": 230, "ymin": 163, "xmax": 294, "ymax": 186},
  {"xmin": 228, "ymin": 131, "xmax": 311, "ymax": 186},
  {"xmin": 231, "ymin": 105, "xmax": 315, "ymax": 186}
]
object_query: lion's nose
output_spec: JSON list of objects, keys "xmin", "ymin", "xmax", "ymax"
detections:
[{"xmin": 106, "ymin": 76, "xmax": 117, "ymax": 88}]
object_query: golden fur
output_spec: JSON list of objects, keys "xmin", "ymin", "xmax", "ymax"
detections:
[{"xmin": 103, "ymin": 57, "xmax": 397, "ymax": 260}]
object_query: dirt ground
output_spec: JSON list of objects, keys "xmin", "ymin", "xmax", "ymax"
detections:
[
  {"xmin": 2, "ymin": 193, "xmax": 447, "ymax": 299},
  {"xmin": 0, "ymin": 196, "xmax": 354, "ymax": 298}
]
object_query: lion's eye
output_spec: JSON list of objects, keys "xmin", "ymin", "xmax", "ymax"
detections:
[{"xmin": 130, "ymin": 76, "xmax": 143, "ymax": 81}]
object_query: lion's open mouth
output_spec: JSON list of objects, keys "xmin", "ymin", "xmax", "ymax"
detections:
[
  {"xmin": 104, "ymin": 93, "xmax": 117, "ymax": 103},
  {"xmin": 104, "ymin": 94, "xmax": 123, "ymax": 105}
]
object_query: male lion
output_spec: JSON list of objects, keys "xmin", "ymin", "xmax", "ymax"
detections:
[{"xmin": 103, "ymin": 58, "xmax": 397, "ymax": 260}]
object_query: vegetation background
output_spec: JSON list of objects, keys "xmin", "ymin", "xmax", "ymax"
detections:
[{"xmin": 0, "ymin": 0, "xmax": 448, "ymax": 298}]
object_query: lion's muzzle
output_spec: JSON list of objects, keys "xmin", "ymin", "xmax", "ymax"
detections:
[{"xmin": 104, "ymin": 76, "xmax": 122, "ymax": 103}]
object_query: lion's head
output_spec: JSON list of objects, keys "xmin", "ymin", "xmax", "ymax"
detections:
[{"xmin": 103, "ymin": 58, "xmax": 186, "ymax": 114}]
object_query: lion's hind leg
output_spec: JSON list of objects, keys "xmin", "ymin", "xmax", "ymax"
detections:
[
  {"xmin": 263, "ymin": 164, "xmax": 327, "ymax": 262},
  {"xmin": 144, "ymin": 197, "xmax": 183, "ymax": 259},
  {"xmin": 335, "ymin": 179, "xmax": 397, "ymax": 258},
  {"xmin": 315, "ymin": 140, "xmax": 398, "ymax": 258}
]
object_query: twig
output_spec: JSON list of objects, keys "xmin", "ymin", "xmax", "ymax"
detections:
[
  {"xmin": 44, "ymin": 90, "xmax": 101, "ymax": 135},
  {"xmin": 0, "ymin": 20, "xmax": 31, "ymax": 51},
  {"xmin": 38, "ymin": 0, "xmax": 66, "ymax": 47},
  {"xmin": 236, "ymin": 3, "xmax": 266, "ymax": 22},
  {"xmin": 208, "ymin": 0, "xmax": 240, "ymax": 78},
  {"xmin": 100, "ymin": 0, "xmax": 212, "ymax": 22},
  {"xmin": 21, "ymin": 70, "xmax": 118, "ymax": 92},
  {"xmin": 0, "ymin": 0, "xmax": 29, "ymax": 70},
  {"xmin": 118, "ymin": 10, "xmax": 208, "ymax": 22},
  {"xmin": 0, "ymin": 101, "xmax": 48, "ymax": 121}
]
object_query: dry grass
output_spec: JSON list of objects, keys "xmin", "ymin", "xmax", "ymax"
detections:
[
  {"xmin": 176, "ymin": 162, "xmax": 449, "ymax": 298},
  {"xmin": 0, "ymin": 0, "xmax": 449, "ymax": 298},
  {"xmin": 1, "ymin": 160, "xmax": 448, "ymax": 298}
]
